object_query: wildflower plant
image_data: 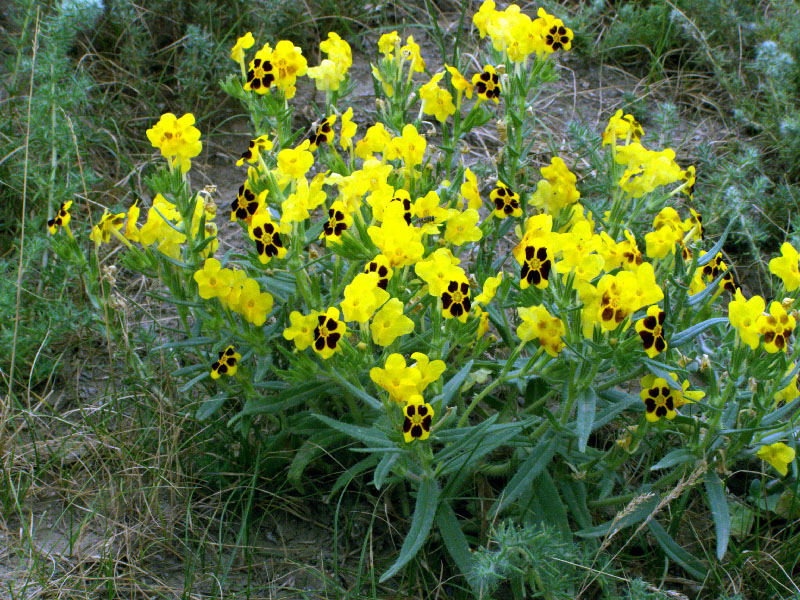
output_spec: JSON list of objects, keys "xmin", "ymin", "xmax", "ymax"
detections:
[{"xmin": 47, "ymin": 3, "xmax": 800, "ymax": 593}]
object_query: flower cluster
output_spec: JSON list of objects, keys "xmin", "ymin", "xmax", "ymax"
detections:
[
  {"xmin": 474, "ymin": 2, "xmax": 573, "ymax": 61},
  {"xmin": 307, "ymin": 32, "xmax": 352, "ymax": 92},
  {"xmin": 146, "ymin": 113, "xmax": 202, "ymax": 174},
  {"xmin": 194, "ymin": 258, "xmax": 273, "ymax": 326}
]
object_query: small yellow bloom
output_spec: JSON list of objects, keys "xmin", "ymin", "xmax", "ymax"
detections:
[
  {"xmin": 211, "ymin": 345, "xmax": 241, "ymax": 380},
  {"xmin": 47, "ymin": 200, "xmax": 73, "ymax": 235},
  {"xmin": 756, "ymin": 442, "xmax": 796, "ymax": 476},
  {"xmin": 340, "ymin": 107, "xmax": 357, "ymax": 151},
  {"xmin": 769, "ymin": 242, "xmax": 800, "ymax": 292},
  {"xmin": 230, "ymin": 32, "xmax": 255, "ymax": 64},
  {"xmin": 194, "ymin": 258, "xmax": 234, "ymax": 300},
  {"xmin": 378, "ymin": 31, "xmax": 400, "ymax": 58},
  {"xmin": 89, "ymin": 210, "xmax": 125, "ymax": 245},
  {"xmin": 237, "ymin": 278, "xmax": 274, "ymax": 326},
  {"xmin": 146, "ymin": 113, "xmax": 202, "ymax": 174},
  {"xmin": 444, "ymin": 209, "xmax": 482, "ymax": 245},
  {"xmin": 402, "ymin": 395, "xmax": 434, "ymax": 442},
  {"xmin": 371, "ymin": 298, "xmax": 414, "ymax": 346},
  {"xmin": 283, "ymin": 311, "xmax": 319, "ymax": 351},
  {"xmin": 311, "ymin": 307, "xmax": 346, "ymax": 359},
  {"xmin": 370, "ymin": 353, "xmax": 422, "ymax": 402}
]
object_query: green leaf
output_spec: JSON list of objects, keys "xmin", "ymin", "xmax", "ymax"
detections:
[
  {"xmin": 314, "ymin": 414, "xmax": 391, "ymax": 448},
  {"xmin": 651, "ymin": 449, "xmax": 696, "ymax": 471},
  {"xmin": 196, "ymin": 394, "xmax": 226, "ymax": 420},
  {"xmin": 729, "ymin": 501, "xmax": 755, "ymax": 539},
  {"xmin": 379, "ymin": 477, "xmax": 440, "ymax": 582},
  {"xmin": 435, "ymin": 419, "xmax": 530, "ymax": 477},
  {"xmin": 559, "ymin": 479, "xmax": 592, "ymax": 530},
  {"xmin": 152, "ymin": 336, "xmax": 215, "ymax": 351},
  {"xmin": 327, "ymin": 455, "xmax": 379, "ymax": 501},
  {"xmin": 670, "ymin": 318, "xmax": 729, "ymax": 347},
  {"xmin": 577, "ymin": 493, "xmax": 661, "ymax": 538},
  {"xmin": 704, "ymin": 471, "xmax": 730, "ymax": 560},
  {"xmin": 374, "ymin": 452, "xmax": 399, "ymax": 490},
  {"xmin": 696, "ymin": 222, "xmax": 732, "ymax": 267},
  {"xmin": 534, "ymin": 470, "xmax": 570, "ymax": 537},
  {"xmin": 288, "ymin": 430, "xmax": 345, "ymax": 493},
  {"xmin": 647, "ymin": 519, "xmax": 706, "ymax": 579},
  {"xmin": 180, "ymin": 370, "xmax": 210, "ymax": 393},
  {"xmin": 235, "ymin": 381, "xmax": 328, "ymax": 419},
  {"xmin": 575, "ymin": 388, "xmax": 596, "ymax": 453},
  {"xmin": 327, "ymin": 371, "xmax": 382, "ymax": 411},
  {"xmin": 642, "ymin": 358, "xmax": 683, "ymax": 391},
  {"xmin": 433, "ymin": 360, "xmax": 474, "ymax": 411},
  {"xmin": 436, "ymin": 502, "xmax": 477, "ymax": 593},
  {"xmin": 489, "ymin": 434, "xmax": 557, "ymax": 518}
]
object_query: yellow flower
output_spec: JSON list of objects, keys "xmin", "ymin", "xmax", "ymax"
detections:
[
  {"xmin": 355, "ymin": 122, "xmax": 392, "ymax": 160},
  {"xmin": 419, "ymin": 72, "xmax": 455, "ymax": 123},
  {"xmin": 530, "ymin": 156, "xmax": 580, "ymax": 216},
  {"xmin": 472, "ymin": 65, "xmax": 501, "ymax": 104},
  {"xmin": 378, "ymin": 31, "xmax": 400, "ymax": 58},
  {"xmin": 400, "ymin": 35, "xmax": 425, "ymax": 72},
  {"xmin": 415, "ymin": 248, "xmax": 462, "ymax": 296},
  {"xmin": 402, "ymin": 395, "xmax": 434, "ymax": 443},
  {"xmin": 473, "ymin": 1, "xmax": 497, "ymax": 38},
  {"xmin": 446, "ymin": 64, "xmax": 474, "ymax": 100},
  {"xmin": 283, "ymin": 311, "xmax": 319, "ymax": 351},
  {"xmin": 211, "ymin": 345, "xmax": 242, "ymax": 380},
  {"xmin": 319, "ymin": 31, "xmax": 352, "ymax": 73},
  {"xmin": 410, "ymin": 352, "xmax": 445, "ymax": 393},
  {"xmin": 146, "ymin": 113, "xmax": 202, "ymax": 174},
  {"xmin": 367, "ymin": 202, "xmax": 424, "ymax": 267},
  {"xmin": 728, "ymin": 288, "xmax": 765, "ymax": 350},
  {"xmin": 371, "ymin": 298, "xmax": 414, "ymax": 346},
  {"xmin": 307, "ymin": 59, "xmax": 346, "ymax": 92},
  {"xmin": 756, "ymin": 442, "xmax": 796, "ymax": 476},
  {"xmin": 89, "ymin": 210, "xmax": 125, "ymax": 245},
  {"xmin": 774, "ymin": 363, "xmax": 799, "ymax": 408},
  {"xmin": 474, "ymin": 273, "xmax": 503, "ymax": 305},
  {"xmin": 602, "ymin": 109, "xmax": 643, "ymax": 146},
  {"xmin": 194, "ymin": 258, "xmax": 234, "ymax": 300},
  {"xmin": 312, "ymin": 307, "xmax": 346, "ymax": 359},
  {"xmin": 769, "ymin": 242, "xmax": 800, "ymax": 292},
  {"xmin": 341, "ymin": 272, "xmax": 390, "ymax": 324},
  {"xmin": 47, "ymin": 200, "xmax": 73, "ymax": 235},
  {"xmin": 444, "ymin": 209, "xmax": 482, "ymax": 245},
  {"xmin": 340, "ymin": 107, "xmax": 357, "ymax": 151},
  {"xmin": 270, "ymin": 40, "xmax": 308, "ymax": 99},
  {"xmin": 385, "ymin": 124, "xmax": 426, "ymax": 166},
  {"xmin": 460, "ymin": 168, "xmax": 482, "ymax": 209},
  {"xmin": 123, "ymin": 201, "xmax": 140, "ymax": 242},
  {"xmin": 237, "ymin": 278, "xmax": 274, "ymax": 326},
  {"xmin": 370, "ymin": 353, "xmax": 422, "ymax": 402},
  {"xmin": 757, "ymin": 301, "xmax": 796, "ymax": 353},
  {"xmin": 277, "ymin": 139, "xmax": 314, "ymax": 180},
  {"xmin": 516, "ymin": 305, "xmax": 565, "ymax": 357},
  {"xmin": 230, "ymin": 32, "xmax": 255, "ymax": 64}
]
